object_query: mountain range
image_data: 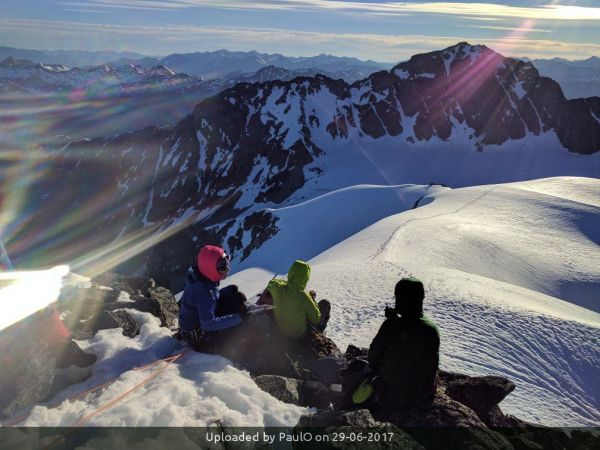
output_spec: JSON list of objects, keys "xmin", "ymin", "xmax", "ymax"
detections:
[
  {"xmin": 0, "ymin": 56, "xmax": 199, "ymax": 95},
  {"xmin": 0, "ymin": 46, "xmax": 148, "ymax": 68},
  {"xmin": 527, "ymin": 56, "xmax": 600, "ymax": 98},
  {"xmin": 2, "ymin": 46, "xmax": 599, "ymax": 144},
  {"xmin": 0, "ymin": 56, "xmax": 385, "ymax": 141},
  {"xmin": 0, "ymin": 42, "xmax": 599, "ymax": 432},
  {"xmin": 0, "ymin": 57, "xmax": 371, "ymax": 96},
  {"xmin": 6, "ymin": 42, "xmax": 599, "ymax": 291},
  {"xmin": 0, "ymin": 46, "xmax": 387, "ymax": 82}
]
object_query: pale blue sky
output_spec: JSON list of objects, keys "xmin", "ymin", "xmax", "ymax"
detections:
[{"xmin": 1, "ymin": 1, "xmax": 599, "ymax": 62}]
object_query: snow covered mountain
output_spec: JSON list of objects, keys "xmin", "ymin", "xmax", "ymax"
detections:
[
  {"xmin": 5, "ymin": 43, "xmax": 600, "ymax": 289},
  {"xmin": 0, "ymin": 46, "xmax": 147, "ymax": 68},
  {"xmin": 114, "ymin": 49, "xmax": 387, "ymax": 82},
  {"xmin": 0, "ymin": 60, "xmax": 369, "ymax": 142},
  {"xmin": 0, "ymin": 57, "xmax": 204, "ymax": 95}
]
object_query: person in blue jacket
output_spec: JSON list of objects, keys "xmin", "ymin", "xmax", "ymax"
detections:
[{"xmin": 178, "ymin": 245, "xmax": 245, "ymax": 350}]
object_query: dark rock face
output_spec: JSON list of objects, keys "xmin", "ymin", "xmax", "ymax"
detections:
[
  {"xmin": 86, "ymin": 309, "xmax": 141, "ymax": 338},
  {"xmin": 239, "ymin": 211, "xmax": 279, "ymax": 261},
  {"xmin": 505, "ymin": 428, "xmax": 600, "ymax": 450},
  {"xmin": 298, "ymin": 408, "xmax": 384, "ymax": 428},
  {"xmin": 0, "ymin": 338, "xmax": 97, "ymax": 419},
  {"xmin": 62, "ymin": 274, "xmax": 179, "ymax": 332},
  {"xmin": 92, "ymin": 272, "xmax": 156, "ymax": 296},
  {"xmin": 139, "ymin": 286, "xmax": 180, "ymax": 328},
  {"xmin": 0, "ymin": 341, "xmax": 56, "ymax": 418}
]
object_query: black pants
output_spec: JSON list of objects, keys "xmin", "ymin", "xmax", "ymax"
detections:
[{"xmin": 311, "ymin": 299, "xmax": 331, "ymax": 333}]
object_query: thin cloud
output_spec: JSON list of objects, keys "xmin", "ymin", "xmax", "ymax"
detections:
[
  {"xmin": 469, "ymin": 25, "xmax": 551, "ymax": 33},
  {"xmin": 57, "ymin": 1, "xmax": 600, "ymax": 20},
  {"xmin": 62, "ymin": 8, "xmax": 110, "ymax": 14},
  {"xmin": 1, "ymin": 18, "xmax": 598, "ymax": 60}
]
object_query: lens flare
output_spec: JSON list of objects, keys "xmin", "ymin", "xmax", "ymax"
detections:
[{"xmin": 0, "ymin": 265, "xmax": 70, "ymax": 332}]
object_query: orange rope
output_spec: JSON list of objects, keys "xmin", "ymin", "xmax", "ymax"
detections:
[
  {"xmin": 44, "ymin": 348, "xmax": 190, "ymax": 449},
  {"xmin": 132, "ymin": 354, "xmax": 182, "ymax": 371}
]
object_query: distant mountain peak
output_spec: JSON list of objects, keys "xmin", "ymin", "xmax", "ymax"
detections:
[
  {"xmin": 0, "ymin": 56, "xmax": 70, "ymax": 73},
  {"xmin": 0, "ymin": 56, "xmax": 36, "ymax": 69},
  {"xmin": 146, "ymin": 64, "xmax": 176, "ymax": 77}
]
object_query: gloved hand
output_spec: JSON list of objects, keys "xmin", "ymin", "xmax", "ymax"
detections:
[
  {"xmin": 309, "ymin": 290, "xmax": 317, "ymax": 300},
  {"xmin": 256, "ymin": 289, "xmax": 273, "ymax": 305},
  {"xmin": 239, "ymin": 303, "xmax": 250, "ymax": 319}
]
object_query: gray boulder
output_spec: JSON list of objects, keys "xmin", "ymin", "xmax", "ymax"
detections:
[
  {"xmin": 85, "ymin": 309, "xmax": 140, "ymax": 338},
  {"xmin": 254, "ymin": 375, "xmax": 302, "ymax": 405},
  {"xmin": 131, "ymin": 287, "xmax": 179, "ymax": 328}
]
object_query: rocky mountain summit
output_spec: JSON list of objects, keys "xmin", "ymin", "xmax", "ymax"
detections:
[{"xmin": 1, "ymin": 273, "xmax": 596, "ymax": 450}]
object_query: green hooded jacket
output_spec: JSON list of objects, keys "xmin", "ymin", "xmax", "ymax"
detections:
[{"xmin": 268, "ymin": 260, "xmax": 321, "ymax": 338}]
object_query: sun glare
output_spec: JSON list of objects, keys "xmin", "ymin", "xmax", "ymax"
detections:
[{"xmin": 0, "ymin": 265, "xmax": 70, "ymax": 332}]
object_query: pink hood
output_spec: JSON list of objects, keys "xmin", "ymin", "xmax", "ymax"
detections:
[{"xmin": 197, "ymin": 245, "xmax": 227, "ymax": 282}]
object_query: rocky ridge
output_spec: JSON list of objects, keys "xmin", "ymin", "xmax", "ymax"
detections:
[{"xmin": 0, "ymin": 273, "xmax": 597, "ymax": 449}]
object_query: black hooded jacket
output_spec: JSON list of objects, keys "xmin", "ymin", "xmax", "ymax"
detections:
[{"xmin": 368, "ymin": 282, "xmax": 440, "ymax": 406}]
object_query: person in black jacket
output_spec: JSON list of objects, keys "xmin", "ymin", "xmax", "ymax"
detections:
[{"xmin": 368, "ymin": 277, "xmax": 440, "ymax": 408}]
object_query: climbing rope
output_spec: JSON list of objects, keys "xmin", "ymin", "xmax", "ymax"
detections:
[{"xmin": 42, "ymin": 348, "xmax": 190, "ymax": 449}]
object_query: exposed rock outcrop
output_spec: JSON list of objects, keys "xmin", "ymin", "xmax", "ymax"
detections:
[{"xmin": 2, "ymin": 273, "xmax": 598, "ymax": 450}]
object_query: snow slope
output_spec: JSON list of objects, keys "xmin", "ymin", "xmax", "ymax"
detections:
[
  {"xmin": 235, "ymin": 184, "xmax": 448, "ymax": 275},
  {"xmin": 18, "ymin": 307, "xmax": 306, "ymax": 427},
  {"xmin": 228, "ymin": 177, "xmax": 600, "ymax": 426},
  {"xmin": 5, "ymin": 177, "xmax": 599, "ymax": 427}
]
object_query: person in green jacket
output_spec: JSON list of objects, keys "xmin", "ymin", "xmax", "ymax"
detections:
[
  {"xmin": 368, "ymin": 277, "xmax": 440, "ymax": 407},
  {"xmin": 261, "ymin": 260, "xmax": 330, "ymax": 338}
]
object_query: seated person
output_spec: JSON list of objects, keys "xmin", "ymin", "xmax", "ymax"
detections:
[
  {"xmin": 259, "ymin": 260, "xmax": 330, "ymax": 338},
  {"xmin": 368, "ymin": 277, "xmax": 440, "ymax": 407},
  {"xmin": 178, "ymin": 245, "xmax": 244, "ymax": 349}
]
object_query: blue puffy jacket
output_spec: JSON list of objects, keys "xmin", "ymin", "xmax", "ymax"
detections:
[{"xmin": 178, "ymin": 266, "xmax": 242, "ymax": 332}]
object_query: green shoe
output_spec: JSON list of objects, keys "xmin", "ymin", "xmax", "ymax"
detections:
[{"xmin": 352, "ymin": 380, "xmax": 374, "ymax": 404}]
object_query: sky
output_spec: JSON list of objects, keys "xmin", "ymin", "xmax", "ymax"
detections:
[{"xmin": 1, "ymin": 1, "xmax": 600, "ymax": 63}]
